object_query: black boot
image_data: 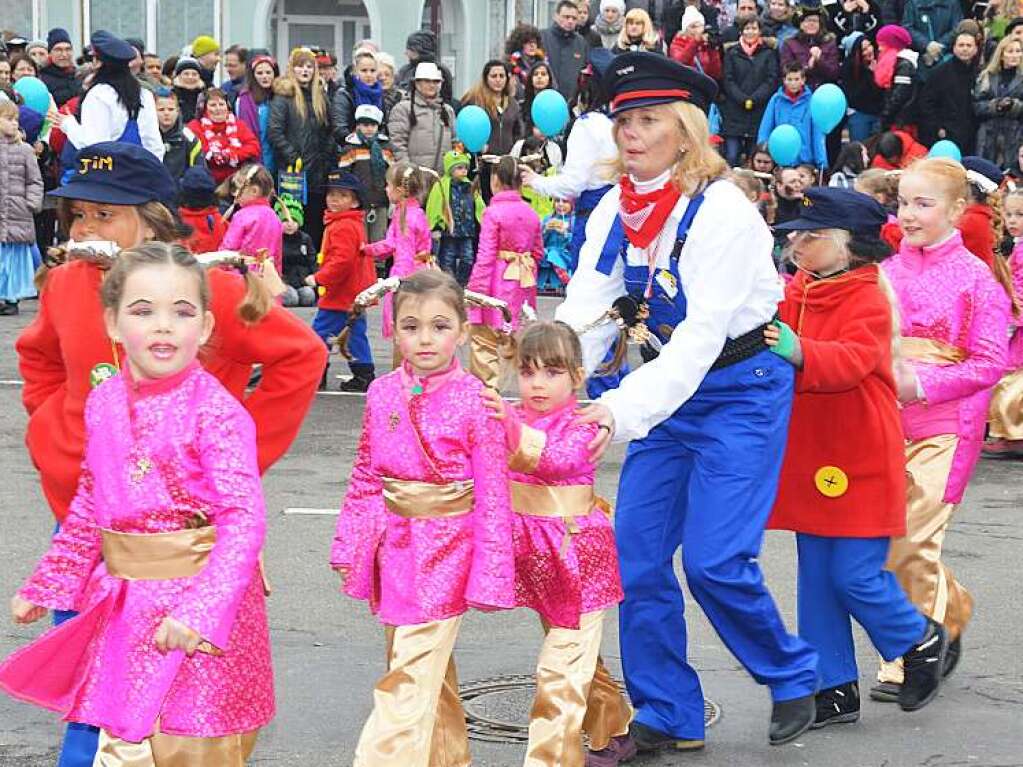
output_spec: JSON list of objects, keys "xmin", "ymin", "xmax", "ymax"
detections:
[
  {"xmin": 769, "ymin": 694, "xmax": 815, "ymax": 745},
  {"xmin": 899, "ymin": 617, "xmax": 948, "ymax": 712},
  {"xmin": 0, "ymin": 301, "xmax": 19, "ymax": 316},
  {"xmin": 340, "ymin": 363, "xmax": 375, "ymax": 393},
  {"xmin": 812, "ymin": 682, "xmax": 860, "ymax": 729},
  {"xmin": 868, "ymin": 681, "xmax": 901, "ymax": 702},
  {"xmin": 627, "ymin": 721, "xmax": 705, "ymax": 753},
  {"xmin": 319, "ymin": 363, "xmax": 330, "ymax": 391},
  {"xmin": 943, "ymin": 634, "xmax": 961, "ymax": 679}
]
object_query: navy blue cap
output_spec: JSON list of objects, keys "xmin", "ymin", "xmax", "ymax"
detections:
[
  {"xmin": 91, "ymin": 30, "xmax": 136, "ymax": 64},
  {"xmin": 180, "ymin": 165, "xmax": 216, "ymax": 195},
  {"xmin": 603, "ymin": 51, "xmax": 718, "ymax": 116},
  {"xmin": 50, "ymin": 142, "xmax": 178, "ymax": 209},
  {"xmin": 774, "ymin": 187, "xmax": 887, "ymax": 236},
  {"xmin": 324, "ymin": 170, "xmax": 365, "ymax": 205},
  {"xmin": 962, "ymin": 156, "xmax": 1004, "ymax": 186}
]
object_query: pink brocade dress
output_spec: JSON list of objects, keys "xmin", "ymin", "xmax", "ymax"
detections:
[
  {"xmin": 330, "ymin": 362, "xmax": 515, "ymax": 625},
  {"xmin": 509, "ymin": 399, "xmax": 623, "ymax": 629},
  {"xmin": 0, "ymin": 364, "xmax": 273, "ymax": 743}
]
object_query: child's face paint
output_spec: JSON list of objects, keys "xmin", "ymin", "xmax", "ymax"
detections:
[
  {"xmin": 897, "ymin": 171, "xmax": 963, "ymax": 248},
  {"xmin": 394, "ymin": 296, "xmax": 467, "ymax": 378},
  {"xmin": 517, "ymin": 362, "xmax": 580, "ymax": 415}
]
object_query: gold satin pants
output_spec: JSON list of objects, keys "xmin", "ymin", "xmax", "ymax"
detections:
[
  {"xmin": 93, "ymin": 727, "xmax": 258, "ymax": 766},
  {"xmin": 468, "ymin": 324, "xmax": 501, "ymax": 390},
  {"xmin": 878, "ymin": 435, "xmax": 975, "ymax": 684},
  {"xmin": 354, "ymin": 616, "xmax": 465, "ymax": 767},
  {"xmin": 988, "ymin": 368, "xmax": 1023, "ymax": 440}
]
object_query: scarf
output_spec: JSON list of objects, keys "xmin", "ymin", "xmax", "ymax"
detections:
[
  {"xmin": 874, "ymin": 48, "xmax": 899, "ymax": 89},
  {"xmin": 740, "ymin": 37, "xmax": 761, "ymax": 57},
  {"xmin": 618, "ymin": 174, "xmax": 683, "ymax": 250},
  {"xmin": 352, "ymin": 77, "xmax": 383, "ymax": 108},
  {"xmin": 358, "ymin": 131, "xmax": 390, "ymax": 188},
  {"xmin": 197, "ymin": 114, "xmax": 242, "ymax": 157}
]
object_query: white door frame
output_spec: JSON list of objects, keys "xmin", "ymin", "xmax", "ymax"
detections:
[{"xmin": 254, "ymin": 0, "xmax": 381, "ymax": 56}]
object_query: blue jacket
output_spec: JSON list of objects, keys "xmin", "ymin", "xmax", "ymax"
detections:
[{"xmin": 757, "ymin": 85, "xmax": 827, "ymax": 168}]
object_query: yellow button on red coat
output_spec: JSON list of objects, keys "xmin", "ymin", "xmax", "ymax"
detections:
[{"xmin": 814, "ymin": 466, "xmax": 849, "ymax": 498}]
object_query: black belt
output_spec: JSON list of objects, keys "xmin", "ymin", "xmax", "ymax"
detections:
[{"xmin": 709, "ymin": 321, "xmax": 771, "ymax": 371}]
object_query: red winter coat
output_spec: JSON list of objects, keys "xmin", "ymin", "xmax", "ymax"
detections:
[
  {"xmin": 186, "ymin": 115, "xmax": 262, "ymax": 184},
  {"xmin": 669, "ymin": 35, "xmax": 723, "ymax": 82},
  {"xmin": 768, "ymin": 265, "xmax": 907, "ymax": 538},
  {"xmin": 179, "ymin": 205, "xmax": 228, "ymax": 254},
  {"xmin": 312, "ymin": 209, "xmax": 374, "ymax": 311},
  {"xmin": 958, "ymin": 203, "xmax": 995, "ymax": 271},
  {"xmin": 17, "ymin": 260, "xmax": 326, "ymax": 522}
]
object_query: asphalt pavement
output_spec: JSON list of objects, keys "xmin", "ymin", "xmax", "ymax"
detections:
[{"xmin": 0, "ymin": 298, "xmax": 1020, "ymax": 767}]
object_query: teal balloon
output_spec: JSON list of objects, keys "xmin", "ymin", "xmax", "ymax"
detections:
[
  {"xmin": 928, "ymin": 139, "xmax": 962, "ymax": 162},
  {"xmin": 13, "ymin": 76, "xmax": 51, "ymax": 116},
  {"xmin": 531, "ymin": 89, "xmax": 570, "ymax": 137},
  {"xmin": 455, "ymin": 105, "xmax": 491, "ymax": 153},
  {"xmin": 768, "ymin": 124, "xmax": 802, "ymax": 166},
  {"xmin": 810, "ymin": 83, "xmax": 846, "ymax": 133}
]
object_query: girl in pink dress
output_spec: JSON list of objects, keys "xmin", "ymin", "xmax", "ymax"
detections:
[
  {"xmin": 1, "ymin": 242, "xmax": 273, "ymax": 765},
  {"xmin": 466, "ymin": 156, "xmax": 544, "ymax": 387},
  {"xmin": 481, "ymin": 321, "xmax": 633, "ymax": 767},
  {"xmin": 221, "ymin": 164, "xmax": 284, "ymax": 274},
  {"xmin": 873, "ymin": 158, "xmax": 1012, "ymax": 701},
  {"xmin": 330, "ymin": 269, "xmax": 515, "ymax": 767},
  {"xmin": 363, "ymin": 162, "xmax": 434, "ymax": 345}
]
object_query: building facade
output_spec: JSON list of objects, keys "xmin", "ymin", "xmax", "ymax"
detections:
[{"xmin": 1, "ymin": 0, "xmax": 564, "ymax": 92}]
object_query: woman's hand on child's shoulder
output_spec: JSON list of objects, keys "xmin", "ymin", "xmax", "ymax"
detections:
[
  {"xmin": 154, "ymin": 616, "xmax": 203, "ymax": 656},
  {"xmin": 480, "ymin": 388, "xmax": 507, "ymax": 420},
  {"xmin": 10, "ymin": 595, "xmax": 47, "ymax": 625}
]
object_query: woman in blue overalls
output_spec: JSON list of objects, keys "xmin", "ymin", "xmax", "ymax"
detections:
[{"xmin": 555, "ymin": 52, "xmax": 820, "ymax": 752}]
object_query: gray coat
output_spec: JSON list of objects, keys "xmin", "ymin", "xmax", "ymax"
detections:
[
  {"xmin": 973, "ymin": 69, "xmax": 1023, "ymax": 168},
  {"xmin": 0, "ymin": 140, "xmax": 43, "ymax": 244},
  {"xmin": 386, "ymin": 92, "xmax": 455, "ymax": 175}
]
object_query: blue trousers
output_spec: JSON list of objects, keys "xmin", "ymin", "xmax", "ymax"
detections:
[
  {"xmin": 437, "ymin": 236, "xmax": 475, "ymax": 286},
  {"xmin": 797, "ymin": 534, "xmax": 926, "ymax": 690},
  {"xmin": 616, "ymin": 351, "xmax": 818, "ymax": 740},
  {"xmin": 312, "ymin": 309, "xmax": 373, "ymax": 368}
]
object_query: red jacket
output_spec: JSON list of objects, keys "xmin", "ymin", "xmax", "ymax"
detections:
[
  {"xmin": 768, "ymin": 265, "xmax": 907, "ymax": 538},
  {"xmin": 17, "ymin": 260, "xmax": 327, "ymax": 521},
  {"xmin": 669, "ymin": 35, "xmax": 723, "ymax": 82},
  {"xmin": 186, "ymin": 115, "xmax": 262, "ymax": 184},
  {"xmin": 312, "ymin": 209, "xmax": 374, "ymax": 311},
  {"xmin": 179, "ymin": 205, "xmax": 228, "ymax": 254},
  {"xmin": 869, "ymin": 129, "xmax": 927, "ymax": 170},
  {"xmin": 958, "ymin": 203, "xmax": 995, "ymax": 270}
]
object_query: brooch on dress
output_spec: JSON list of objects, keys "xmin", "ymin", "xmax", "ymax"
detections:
[{"xmin": 130, "ymin": 456, "xmax": 153, "ymax": 484}]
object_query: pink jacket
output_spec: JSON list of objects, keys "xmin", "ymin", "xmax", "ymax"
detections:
[
  {"xmin": 1008, "ymin": 240, "xmax": 1023, "ymax": 368},
  {"xmin": 221, "ymin": 197, "xmax": 284, "ymax": 274},
  {"xmin": 0, "ymin": 363, "xmax": 272, "ymax": 742},
  {"xmin": 331, "ymin": 361, "xmax": 515, "ymax": 625},
  {"xmin": 883, "ymin": 231, "xmax": 1010, "ymax": 502},
  {"xmin": 467, "ymin": 191, "xmax": 543, "ymax": 330},
  {"xmin": 506, "ymin": 398, "xmax": 623, "ymax": 629},
  {"xmin": 364, "ymin": 199, "xmax": 432, "ymax": 339}
]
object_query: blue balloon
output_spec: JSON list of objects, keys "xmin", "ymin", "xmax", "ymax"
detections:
[
  {"xmin": 768, "ymin": 124, "xmax": 802, "ymax": 167},
  {"xmin": 929, "ymin": 139, "xmax": 962, "ymax": 162},
  {"xmin": 13, "ymin": 76, "xmax": 51, "ymax": 116},
  {"xmin": 455, "ymin": 105, "xmax": 492, "ymax": 153},
  {"xmin": 531, "ymin": 89, "xmax": 570, "ymax": 137},
  {"xmin": 810, "ymin": 83, "xmax": 847, "ymax": 133}
]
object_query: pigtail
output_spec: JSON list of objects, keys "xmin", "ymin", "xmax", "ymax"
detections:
[
  {"xmin": 875, "ymin": 267, "xmax": 903, "ymax": 372},
  {"xmin": 195, "ymin": 252, "xmax": 274, "ymax": 323}
]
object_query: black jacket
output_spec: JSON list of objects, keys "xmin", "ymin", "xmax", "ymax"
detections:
[
  {"xmin": 832, "ymin": 0, "xmax": 882, "ymax": 37},
  {"xmin": 541, "ymin": 24, "xmax": 590, "ymax": 103},
  {"xmin": 841, "ymin": 45, "xmax": 886, "ymax": 115},
  {"xmin": 282, "ymin": 229, "xmax": 317, "ymax": 288},
  {"xmin": 881, "ymin": 50, "xmax": 919, "ymax": 129},
  {"xmin": 39, "ymin": 64, "xmax": 82, "ymax": 107},
  {"xmin": 161, "ymin": 119, "xmax": 204, "ymax": 187},
  {"xmin": 720, "ymin": 42, "xmax": 780, "ymax": 139},
  {"xmin": 918, "ymin": 56, "xmax": 978, "ymax": 152},
  {"xmin": 268, "ymin": 78, "xmax": 335, "ymax": 187},
  {"xmin": 174, "ymin": 85, "xmax": 203, "ymax": 123}
]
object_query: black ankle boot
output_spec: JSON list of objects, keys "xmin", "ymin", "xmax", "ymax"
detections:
[
  {"xmin": 812, "ymin": 681, "xmax": 860, "ymax": 729},
  {"xmin": 319, "ymin": 363, "xmax": 330, "ymax": 391},
  {"xmin": 943, "ymin": 634, "xmax": 961, "ymax": 679},
  {"xmin": 899, "ymin": 617, "xmax": 948, "ymax": 711},
  {"xmin": 769, "ymin": 694, "xmax": 815, "ymax": 745},
  {"xmin": 340, "ymin": 363, "xmax": 375, "ymax": 393},
  {"xmin": 627, "ymin": 721, "xmax": 704, "ymax": 753},
  {"xmin": 0, "ymin": 301, "xmax": 19, "ymax": 316}
]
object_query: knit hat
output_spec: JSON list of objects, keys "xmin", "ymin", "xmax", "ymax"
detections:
[
  {"xmin": 275, "ymin": 193, "xmax": 305, "ymax": 226},
  {"xmin": 47, "ymin": 27, "xmax": 71, "ymax": 50},
  {"xmin": 27, "ymin": 40, "xmax": 48, "ymax": 56},
  {"xmin": 876, "ymin": 24, "xmax": 912, "ymax": 50},
  {"xmin": 180, "ymin": 165, "xmax": 216, "ymax": 195},
  {"xmin": 174, "ymin": 57, "xmax": 202, "ymax": 76},
  {"xmin": 600, "ymin": 0, "xmax": 627, "ymax": 14},
  {"xmin": 680, "ymin": 6, "xmax": 706, "ymax": 30},
  {"xmin": 191, "ymin": 35, "xmax": 220, "ymax": 58},
  {"xmin": 444, "ymin": 150, "xmax": 471, "ymax": 176},
  {"xmin": 405, "ymin": 30, "xmax": 438, "ymax": 58}
]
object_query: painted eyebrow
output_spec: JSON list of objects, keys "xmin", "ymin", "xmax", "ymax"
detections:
[
  {"xmin": 126, "ymin": 299, "xmax": 153, "ymax": 307},
  {"xmin": 173, "ymin": 300, "xmax": 199, "ymax": 308}
]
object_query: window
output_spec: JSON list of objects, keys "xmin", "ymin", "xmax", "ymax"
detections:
[
  {"xmin": 0, "ymin": 0, "xmax": 33, "ymax": 38},
  {"xmin": 90, "ymin": 0, "xmax": 146, "ymax": 42},
  {"xmin": 156, "ymin": 0, "xmax": 216, "ymax": 59}
]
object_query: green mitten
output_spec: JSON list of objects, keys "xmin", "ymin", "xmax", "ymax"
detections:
[{"xmin": 769, "ymin": 319, "xmax": 798, "ymax": 361}]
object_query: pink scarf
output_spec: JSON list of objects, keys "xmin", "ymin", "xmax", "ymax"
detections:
[{"xmin": 874, "ymin": 48, "xmax": 899, "ymax": 90}]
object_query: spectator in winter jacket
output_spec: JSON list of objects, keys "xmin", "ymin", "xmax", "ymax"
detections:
[
  {"xmin": 612, "ymin": 8, "xmax": 666, "ymax": 53},
  {"xmin": 721, "ymin": 0, "xmax": 762, "ymax": 43},
  {"xmin": 236, "ymin": 54, "xmax": 278, "ymax": 176},
  {"xmin": 337, "ymin": 104, "xmax": 394, "ymax": 243},
  {"xmin": 589, "ymin": 0, "xmax": 627, "ymax": 48},
  {"xmin": 38, "ymin": 28, "xmax": 81, "ymax": 107},
  {"xmin": 460, "ymin": 60, "xmax": 523, "ymax": 155},
  {"xmin": 833, "ymin": 0, "xmax": 881, "ymax": 44},
  {"xmin": 758, "ymin": 62, "xmax": 828, "ymax": 167},
  {"xmin": 542, "ymin": 1, "xmax": 592, "ymax": 102},
  {"xmin": 178, "ymin": 165, "xmax": 227, "ymax": 254},
  {"xmin": 187, "ymin": 87, "xmax": 261, "ymax": 185},
  {"xmin": 395, "ymin": 30, "xmax": 457, "ymax": 107},
  {"xmin": 172, "ymin": 57, "xmax": 206, "ymax": 123},
  {"xmin": 506, "ymin": 24, "xmax": 549, "ymax": 96},
  {"xmin": 664, "ymin": 0, "xmax": 721, "ymax": 42},
  {"xmin": 669, "ymin": 6, "xmax": 724, "ymax": 80},
  {"xmin": 155, "ymin": 88, "xmax": 203, "ymax": 189},
  {"xmin": 191, "ymin": 35, "xmax": 220, "ymax": 87},
  {"xmin": 868, "ymin": 129, "xmax": 927, "ymax": 168},
  {"xmin": 901, "ymin": 0, "xmax": 962, "ymax": 64},
  {"xmin": 842, "ymin": 34, "xmax": 885, "ymax": 139},
  {"xmin": 781, "ymin": 5, "xmax": 841, "ymax": 89},
  {"xmin": 520, "ymin": 62, "xmax": 559, "ymax": 135},
  {"xmin": 721, "ymin": 16, "xmax": 780, "ymax": 166},
  {"xmin": 918, "ymin": 29, "xmax": 980, "ymax": 152},
  {"xmin": 974, "ymin": 36, "xmax": 1023, "ymax": 167},
  {"xmin": 222, "ymin": 164, "xmax": 283, "ymax": 273},
  {"xmin": 760, "ymin": 0, "xmax": 799, "ymax": 46},
  {"xmin": 875, "ymin": 24, "xmax": 920, "ymax": 130},
  {"xmin": 275, "ymin": 193, "xmax": 317, "ymax": 307},
  {"xmin": 387, "ymin": 62, "xmax": 455, "ymax": 176},
  {"xmin": 425, "ymin": 150, "xmax": 485, "ymax": 285},
  {"xmin": 219, "ymin": 44, "xmax": 248, "ymax": 106},
  {"xmin": 332, "ymin": 49, "xmax": 388, "ymax": 145}
]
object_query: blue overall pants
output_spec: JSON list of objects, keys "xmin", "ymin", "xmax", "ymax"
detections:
[
  {"xmin": 312, "ymin": 309, "xmax": 373, "ymax": 370},
  {"xmin": 598, "ymin": 196, "xmax": 819, "ymax": 740}
]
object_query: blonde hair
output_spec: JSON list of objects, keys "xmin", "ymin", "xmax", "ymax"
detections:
[
  {"xmin": 284, "ymin": 48, "xmax": 329, "ymax": 124},
  {"xmin": 0, "ymin": 99, "xmax": 19, "ymax": 121},
  {"xmin": 619, "ymin": 8, "xmax": 660, "ymax": 48},
  {"xmin": 984, "ymin": 36, "xmax": 1023, "ymax": 78},
  {"xmin": 609, "ymin": 101, "xmax": 728, "ymax": 196},
  {"xmin": 854, "ymin": 168, "xmax": 899, "ymax": 206},
  {"xmin": 728, "ymin": 168, "xmax": 764, "ymax": 203}
]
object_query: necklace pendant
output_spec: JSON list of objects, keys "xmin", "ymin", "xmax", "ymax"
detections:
[
  {"xmin": 131, "ymin": 456, "xmax": 152, "ymax": 483},
  {"xmin": 411, "ymin": 383, "xmax": 424, "ymax": 396},
  {"xmin": 388, "ymin": 412, "xmax": 400, "ymax": 431}
]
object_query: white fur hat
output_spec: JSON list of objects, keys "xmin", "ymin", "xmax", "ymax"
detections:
[
  {"xmin": 680, "ymin": 5, "xmax": 706, "ymax": 30},
  {"xmin": 600, "ymin": 0, "xmax": 627, "ymax": 13}
]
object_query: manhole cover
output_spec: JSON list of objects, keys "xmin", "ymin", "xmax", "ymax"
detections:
[{"xmin": 459, "ymin": 673, "xmax": 721, "ymax": 744}]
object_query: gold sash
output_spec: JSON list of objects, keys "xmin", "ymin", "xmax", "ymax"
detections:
[
  {"xmin": 101, "ymin": 527, "xmax": 215, "ymax": 581},
  {"xmin": 901, "ymin": 337, "xmax": 967, "ymax": 365},
  {"xmin": 499, "ymin": 249, "xmax": 537, "ymax": 288},
  {"xmin": 382, "ymin": 478, "xmax": 475, "ymax": 519},
  {"xmin": 512, "ymin": 482, "xmax": 603, "ymax": 554}
]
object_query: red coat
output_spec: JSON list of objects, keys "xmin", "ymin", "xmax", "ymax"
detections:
[
  {"xmin": 17, "ymin": 260, "xmax": 327, "ymax": 521},
  {"xmin": 186, "ymin": 115, "xmax": 262, "ymax": 184},
  {"xmin": 669, "ymin": 35, "xmax": 723, "ymax": 82},
  {"xmin": 958, "ymin": 203, "xmax": 995, "ymax": 270},
  {"xmin": 179, "ymin": 205, "xmax": 228, "ymax": 254},
  {"xmin": 312, "ymin": 209, "xmax": 374, "ymax": 311},
  {"xmin": 768, "ymin": 265, "xmax": 907, "ymax": 538}
]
